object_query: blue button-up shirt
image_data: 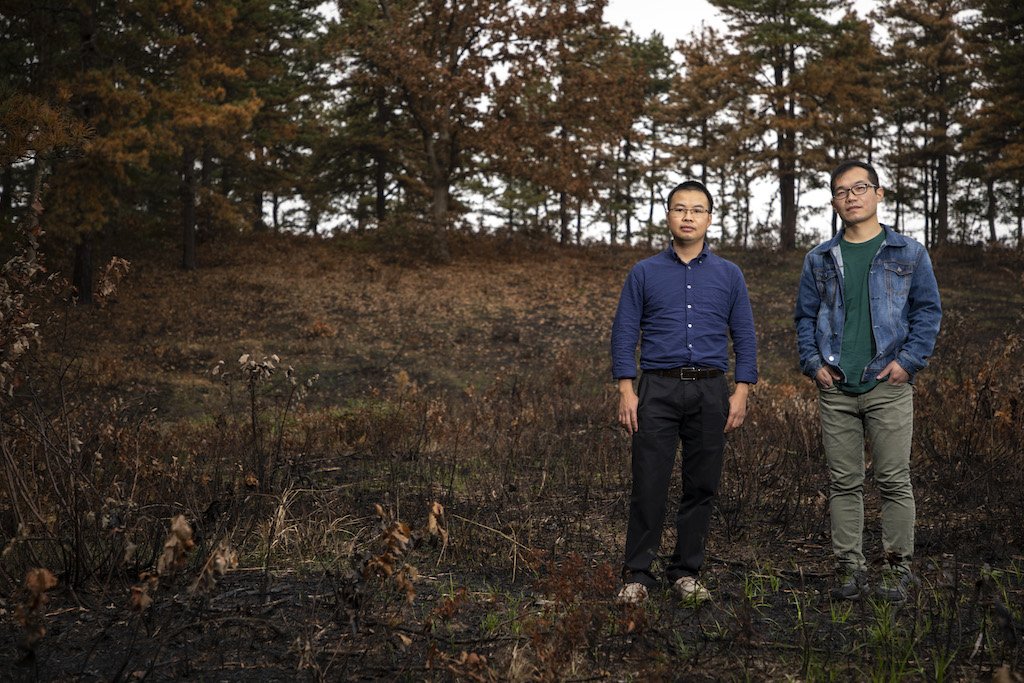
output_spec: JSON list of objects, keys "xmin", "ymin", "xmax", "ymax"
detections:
[{"xmin": 610, "ymin": 244, "xmax": 758, "ymax": 384}]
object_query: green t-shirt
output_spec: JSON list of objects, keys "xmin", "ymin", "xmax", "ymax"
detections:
[{"xmin": 838, "ymin": 231, "xmax": 885, "ymax": 394}]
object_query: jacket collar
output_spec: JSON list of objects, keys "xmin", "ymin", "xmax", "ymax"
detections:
[{"xmin": 813, "ymin": 224, "xmax": 906, "ymax": 254}]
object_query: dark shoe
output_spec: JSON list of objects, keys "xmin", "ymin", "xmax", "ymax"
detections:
[
  {"xmin": 877, "ymin": 567, "xmax": 916, "ymax": 603},
  {"xmin": 831, "ymin": 568, "xmax": 868, "ymax": 600}
]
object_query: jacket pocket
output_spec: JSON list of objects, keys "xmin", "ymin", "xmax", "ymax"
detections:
[
  {"xmin": 813, "ymin": 266, "xmax": 839, "ymax": 305},
  {"xmin": 882, "ymin": 261, "xmax": 914, "ymax": 298}
]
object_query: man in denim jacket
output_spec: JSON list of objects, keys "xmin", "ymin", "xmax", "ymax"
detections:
[{"xmin": 794, "ymin": 160, "xmax": 941, "ymax": 603}]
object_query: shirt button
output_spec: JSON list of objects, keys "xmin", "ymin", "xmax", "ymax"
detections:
[
  {"xmin": 687, "ymin": 323, "xmax": 692, "ymax": 328},
  {"xmin": 688, "ymin": 343, "xmax": 693, "ymax": 348},
  {"xmin": 828, "ymin": 355, "xmax": 835, "ymax": 362},
  {"xmin": 687, "ymin": 304, "xmax": 692, "ymax": 309},
  {"xmin": 687, "ymin": 285, "xmax": 692, "ymax": 289}
]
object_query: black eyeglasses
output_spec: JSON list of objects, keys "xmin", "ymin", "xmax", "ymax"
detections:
[
  {"xmin": 832, "ymin": 182, "xmax": 877, "ymax": 200},
  {"xmin": 668, "ymin": 207, "xmax": 710, "ymax": 216}
]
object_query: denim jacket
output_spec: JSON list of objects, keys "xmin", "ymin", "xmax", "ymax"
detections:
[{"xmin": 794, "ymin": 225, "xmax": 942, "ymax": 383}]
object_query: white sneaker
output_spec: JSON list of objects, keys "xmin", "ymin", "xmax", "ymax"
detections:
[
  {"xmin": 673, "ymin": 576, "xmax": 710, "ymax": 604},
  {"xmin": 616, "ymin": 582, "xmax": 649, "ymax": 605}
]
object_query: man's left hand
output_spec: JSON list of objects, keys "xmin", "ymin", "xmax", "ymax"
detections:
[
  {"xmin": 725, "ymin": 384, "xmax": 749, "ymax": 432},
  {"xmin": 877, "ymin": 360, "xmax": 910, "ymax": 385}
]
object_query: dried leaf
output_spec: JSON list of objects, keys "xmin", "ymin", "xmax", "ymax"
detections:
[{"xmin": 25, "ymin": 568, "xmax": 57, "ymax": 594}]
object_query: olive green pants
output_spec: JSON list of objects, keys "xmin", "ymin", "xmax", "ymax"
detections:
[{"xmin": 818, "ymin": 382, "xmax": 915, "ymax": 572}]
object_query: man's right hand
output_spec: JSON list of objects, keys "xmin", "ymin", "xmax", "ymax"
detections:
[
  {"xmin": 815, "ymin": 366, "xmax": 842, "ymax": 389},
  {"xmin": 618, "ymin": 379, "xmax": 639, "ymax": 434}
]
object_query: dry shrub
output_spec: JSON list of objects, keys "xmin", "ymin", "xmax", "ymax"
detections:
[
  {"xmin": 524, "ymin": 554, "xmax": 620, "ymax": 680},
  {"xmin": 14, "ymin": 567, "xmax": 58, "ymax": 653},
  {"xmin": 360, "ymin": 501, "xmax": 447, "ymax": 607},
  {"xmin": 0, "ymin": 228, "xmax": 188, "ymax": 593},
  {"xmin": 129, "ymin": 516, "xmax": 238, "ymax": 611},
  {"xmin": 716, "ymin": 380, "xmax": 827, "ymax": 542},
  {"xmin": 915, "ymin": 318, "xmax": 1024, "ymax": 553}
]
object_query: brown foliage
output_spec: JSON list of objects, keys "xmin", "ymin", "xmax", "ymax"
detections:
[{"xmin": 14, "ymin": 567, "xmax": 58, "ymax": 651}]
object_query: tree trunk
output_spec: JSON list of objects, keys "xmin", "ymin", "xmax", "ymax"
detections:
[
  {"xmin": 181, "ymin": 144, "xmax": 197, "ymax": 271},
  {"xmin": 425, "ymin": 133, "xmax": 451, "ymax": 262},
  {"xmin": 252, "ymin": 145, "xmax": 266, "ymax": 231},
  {"xmin": 375, "ymin": 88, "xmax": 388, "ymax": 222},
  {"xmin": 306, "ymin": 205, "xmax": 320, "ymax": 236},
  {"xmin": 429, "ymin": 180, "xmax": 450, "ymax": 260},
  {"xmin": 199, "ymin": 143, "xmax": 212, "ymax": 236},
  {"xmin": 647, "ymin": 123, "xmax": 658, "ymax": 235},
  {"xmin": 922, "ymin": 165, "xmax": 931, "ymax": 249},
  {"xmin": 558, "ymin": 191, "xmax": 570, "ymax": 245},
  {"xmin": 779, "ymin": 147, "xmax": 797, "ymax": 250},
  {"xmin": 774, "ymin": 58, "xmax": 797, "ymax": 250},
  {"xmin": 936, "ymin": 132, "xmax": 949, "ymax": 246},
  {"xmin": 986, "ymin": 176, "xmax": 997, "ymax": 243},
  {"xmin": 577, "ymin": 202, "xmax": 585, "ymax": 245},
  {"xmin": 71, "ymin": 1, "xmax": 97, "ymax": 306},
  {"xmin": 0, "ymin": 164, "xmax": 12, "ymax": 225},
  {"xmin": 1018, "ymin": 180, "xmax": 1023, "ymax": 249},
  {"xmin": 252, "ymin": 191, "xmax": 265, "ymax": 231},
  {"xmin": 623, "ymin": 138, "xmax": 632, "ymax": 245},
  {"xmin": 72, "ymin": 236, "xmax": 93, "ymax": 305}
]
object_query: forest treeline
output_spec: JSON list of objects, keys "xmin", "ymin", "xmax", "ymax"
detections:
[{"xmin": 1, "ymin": 0, "xmax": 1022, "ymax": 301}]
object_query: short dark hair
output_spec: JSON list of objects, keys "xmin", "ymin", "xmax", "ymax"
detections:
[
  {"xmin": 666, "ymin": 180, "xmax": 713, "ymax": 213},
  {"xmin": 830, "ymin": 159, "xmax": 881, "ymax": 194}
]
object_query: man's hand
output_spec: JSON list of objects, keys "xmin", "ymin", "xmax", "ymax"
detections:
[
  {"xmin": 815, "ymin": 366, "xmax": 842, "ymax": 389},
  {"xmin": 725, "ymin": 382, "xmax": 750, "ymax": 432},
  {"xmin": 877, "ymin": 360, "xmax": 910, "ymax": 384},
  {"xmin": 617, "ymin": 378, "xmax": 639, "ymax": 434}
]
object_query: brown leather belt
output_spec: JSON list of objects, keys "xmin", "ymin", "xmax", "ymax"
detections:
[{"xmin": 647, "ymin": 367, "xmax": 724, "ymax": 381}]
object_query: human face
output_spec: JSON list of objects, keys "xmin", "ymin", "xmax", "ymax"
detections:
[
  {"xmin": 667, "ymin": 189, "xmax": 711, "ymax": 248},
  {"xmin": 832, "ymin": 167, "xmax": 884, "ymax": 227}
]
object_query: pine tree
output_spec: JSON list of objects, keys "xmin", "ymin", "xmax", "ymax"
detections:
[
  {"xmin": 878, "ymin": 0, "xmax": 969, "ymax": 246},
  {"xmin": 1, "ymin": 1, "xmax": 156, "ymax": 301},
  {"xmin": 141, "ymin": 0, "xmax": 261, "ymax": 270},
  {"xmin": 961, "ymin": 0, "xmax": 1024, "ymax": 245},
  {"xmin": 710, "ymin": 0, "xmax": 849, "ymax": 249},
  {"xmin": 810, "ymin": 12, "xmax": 885, "ymax": 236},
  {"xmin": 336, "ymin": 0, "xmax": 523, "ymax": 260},
  {"xmin": 488, "ymin": 9, "xmax": 646, "ymax": 244},
  {"xmin": 669, "ymin": 25, "xmax": 759, "ymax": 244},
  {"xmin": 223, "ymin": 0, "xmax": 328, "ymax": 233}
]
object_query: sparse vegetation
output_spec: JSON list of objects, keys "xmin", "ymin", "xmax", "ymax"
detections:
[{"xmin": 1, "ymin": 230, "xmax": 1023, "ymax": 680}]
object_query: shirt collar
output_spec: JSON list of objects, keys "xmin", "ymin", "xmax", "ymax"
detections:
[{"xmin": 665, "ymin": 241, "xmax": 711, "ymax": 264}]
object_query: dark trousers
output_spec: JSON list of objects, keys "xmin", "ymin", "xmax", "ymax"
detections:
[{"xmin": 623, "ymin": 373, "xmax": 729, "ymax": 587}]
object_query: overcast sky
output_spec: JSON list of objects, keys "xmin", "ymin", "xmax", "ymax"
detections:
[{"xmin": 604, "ymin": 0, "xmax": 881, "ymax": 47}]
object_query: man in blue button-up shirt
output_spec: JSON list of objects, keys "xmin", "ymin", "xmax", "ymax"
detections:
[
  {"xmin": 610, "ymin": 180, "xmax": 758, "ymax": 606},
  {"xmin": 794, "ymin": 159, "xmax": 941, "ymax": 604}
]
